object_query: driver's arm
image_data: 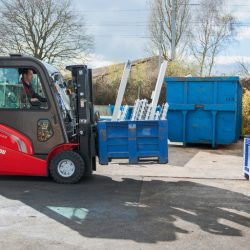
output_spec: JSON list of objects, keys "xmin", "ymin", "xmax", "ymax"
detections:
[{"xmin": 33, "ymin": 92, "xmax": 47, "ymax": 103}]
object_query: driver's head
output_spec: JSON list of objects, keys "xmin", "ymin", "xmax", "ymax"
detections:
[{"xmin": 22, "ymin": 69, "xmax": 33, "ymax": 83}]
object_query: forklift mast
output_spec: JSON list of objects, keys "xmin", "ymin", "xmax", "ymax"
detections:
[{"xmin": 66, "ymin": 65, "xmax": 96, "ymax": 173}]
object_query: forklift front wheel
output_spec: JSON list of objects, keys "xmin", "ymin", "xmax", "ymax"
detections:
[{"xmin": 49, "ymin": 150, "xmax": 85, "ymax": 184}]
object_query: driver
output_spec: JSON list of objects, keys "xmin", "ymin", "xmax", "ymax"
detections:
[{"xmin": 21, "ymin": 68, "xmax": 47, "ymax": 106}]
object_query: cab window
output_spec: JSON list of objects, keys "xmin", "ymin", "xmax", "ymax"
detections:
[{"xmin": 0, "ymin": 67, "xmax": 48, "ymax": 109}]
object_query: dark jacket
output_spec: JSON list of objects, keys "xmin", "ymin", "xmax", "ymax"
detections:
[{"xmin": 21, "ymin": 79, "xmax": 47, "ymax": 104}]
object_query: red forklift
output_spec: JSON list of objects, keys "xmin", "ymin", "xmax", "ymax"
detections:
[{"xmin": 0, "ymin": 55, "xmax": 96, "ymax": 183}]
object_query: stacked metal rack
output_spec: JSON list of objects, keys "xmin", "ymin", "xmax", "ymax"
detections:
[
  {"xmin": 113, "ymin": 60, "xmax": 169, "ymax": 122},
  {"xmin": 117, "ymin": 100, "xmax": 169, "ymax": 121}
]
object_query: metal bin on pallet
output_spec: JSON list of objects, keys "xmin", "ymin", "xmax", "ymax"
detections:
[{"xmin": 97, "ymin": 120, "xmax": 168, "ymax": 164}]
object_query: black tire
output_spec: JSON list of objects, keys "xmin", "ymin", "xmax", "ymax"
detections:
[
  {"xmin": 49, "ymin": 150, "xmax": 85, "ymax": 184},
  {"xmin": 84, "ymin": 164, "xmax": 93, "ymax": 177}
]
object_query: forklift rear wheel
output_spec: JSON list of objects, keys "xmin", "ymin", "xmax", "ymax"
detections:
[{"xmin": 49, "ymin": 150, "xmax": 85, "ymax": 184}]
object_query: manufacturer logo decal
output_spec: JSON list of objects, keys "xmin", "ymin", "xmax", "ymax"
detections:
[{"xmin": 0, "ymin": 149, "xmax": 6, "ymax": 155}]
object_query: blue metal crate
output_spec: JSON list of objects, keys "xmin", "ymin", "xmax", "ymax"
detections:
[
  {"xmin": 97, "ymin": 120, "xmax": 168, "ymax": 164},
  {"xmin": 243, "ymin": 136, "xmax": 250, "ymax": 179},
  {"xmin": 166, "ymin": 77, "xmax": 242, "ymax": 148}
]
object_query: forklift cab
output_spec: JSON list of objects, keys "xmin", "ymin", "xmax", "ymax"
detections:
[{"xmin": 0, "ymin": 55, "xmax": 96, "ymax": 183}]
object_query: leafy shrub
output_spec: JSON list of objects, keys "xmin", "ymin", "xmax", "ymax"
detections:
[{"xmin": 242, "ymin": 89, "xmax": 250, "ymax": 135}]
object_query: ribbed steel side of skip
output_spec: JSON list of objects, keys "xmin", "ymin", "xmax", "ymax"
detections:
[{"xmin": 166, "ymin": 77, "xmax": 242, "ymax": 148}]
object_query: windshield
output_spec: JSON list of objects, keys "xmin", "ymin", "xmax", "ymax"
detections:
[
  {"xmin": 42, "ymin": 61, "xmax": 75, "ymax": 137},
  {"xmin": 42, "ymin": 62, "xmax": 72, "ymax": 115}
]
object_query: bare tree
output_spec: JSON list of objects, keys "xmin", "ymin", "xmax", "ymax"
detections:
[
  {"xmin": 148, "ymin": 0, "xmax": 191, "ymax": 61},
  {"xmin": 149, "ymin": 0, "xmax": 190, "ymax": 61},
  {"xmin": 190, "ymin": 0, "xmax": 236, "ymax": 76},
  {"xmin": 0, "ymin": 0, "xmax": 93, "ymax": 65},
  {"xmin": 237, "ymin": 59, "xmax": 250, "ymax": 76}
]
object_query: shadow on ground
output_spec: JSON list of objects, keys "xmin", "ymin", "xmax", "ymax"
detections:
[{"xmin": 0, "ymin": 175, "xmax": 249, "ymax": 243}]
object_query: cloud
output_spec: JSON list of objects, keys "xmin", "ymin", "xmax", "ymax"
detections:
[
  {"xmin": 226, "ymin": 0, "xmax": 250, "ymax": 21},
  {"xmin": 237, "ymin": 28, "xmax": 250, "ymax": 40},
  {"xmin": 72, "ymin": 0, "xmax": 149, "ymax": 63},
  {"xmin": 215, "ymin": 55, "xmax": 250, "ymax": 65},
  {"xmin": 87, "ymin": 54, "xmax": 116, "ymax": 68}
]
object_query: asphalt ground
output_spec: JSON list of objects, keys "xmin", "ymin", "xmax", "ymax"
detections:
[{"xmin": 0, "ymin": 140, "xmax": 249, "ymax": 250}]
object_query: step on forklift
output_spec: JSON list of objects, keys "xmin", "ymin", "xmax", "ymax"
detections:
[{"xmin": 0, "ymin": 55, "xmax": 96, "ymax": 183}]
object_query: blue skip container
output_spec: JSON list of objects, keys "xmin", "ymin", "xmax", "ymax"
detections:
[
  {"xmin": 166, "ymin": 77, "xmax": 242, "ymax": 148},
  {"xmin": 243, "ymin": 136, "xmax": 250, "ymax": 180},
  {"xmin": 97, "ymin": 120, "xmax": 168, "ymax": 164}
]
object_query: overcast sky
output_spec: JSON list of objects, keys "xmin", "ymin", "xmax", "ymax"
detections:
[{"xmin": 72, "ymin": 0, "xmax": 250, "ymax": 74}]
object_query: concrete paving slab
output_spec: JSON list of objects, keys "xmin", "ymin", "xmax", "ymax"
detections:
[{"xmin": 182, "ymin": 151, "xmax": 243, "ymax": 179}]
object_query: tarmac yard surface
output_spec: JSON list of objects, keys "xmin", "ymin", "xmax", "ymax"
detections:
[{"xmin": 0, "ymin": 141, "xmax": 249, "ymax": 250}]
